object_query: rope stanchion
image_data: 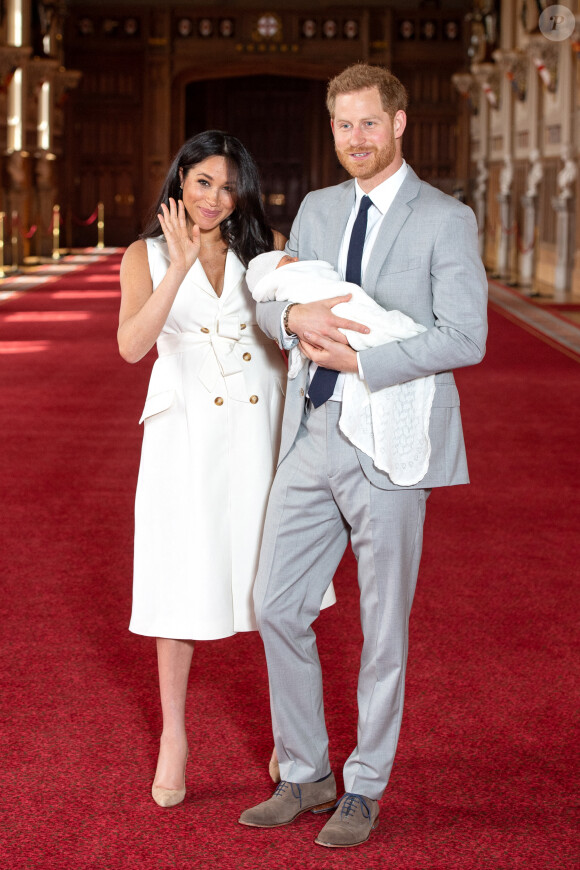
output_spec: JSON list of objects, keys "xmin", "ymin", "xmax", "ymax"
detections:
[
  {"xmin": 71, "ymin": 203, "xmax": 102, "ymax": 250},
  {"xmin": 0, "ymin": 212, "xmax": 6, "ymax": 278},
  {"xmin": 97, "ymin": 201, "xmax": 104, "ymax": 249},
  {"xmin": 52, "ymin": 204, "xmax": 61, "ymax": 261},
  {"xmin": 11, "ymin": 210, "xmax": 19, "ymax": 272}
]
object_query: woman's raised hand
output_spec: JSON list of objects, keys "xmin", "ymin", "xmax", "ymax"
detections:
[{"xmin": 158, "ymin": 198, "xmax": 201, "ymax": 273}]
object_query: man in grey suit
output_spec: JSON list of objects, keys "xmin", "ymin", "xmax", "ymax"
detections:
[{"xmin": 239, "ymin": 63, "xmax": 488, "ymax": 848}]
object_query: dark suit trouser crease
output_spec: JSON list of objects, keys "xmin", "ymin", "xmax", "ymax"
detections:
[{"xmin": 253, "ymin": 401, "xmax": 429, "ymax": 800}]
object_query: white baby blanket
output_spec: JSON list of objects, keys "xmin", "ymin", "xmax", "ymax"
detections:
[{"xmin": 250, "ymin": 258, "xmax": 435, "ymax": 486}]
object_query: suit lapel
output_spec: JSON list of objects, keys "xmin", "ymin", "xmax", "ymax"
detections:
[
  {"xmin": 363, "ymin": 167, "xmax": 422, "ymax": 296},
  {"xmin": 321, "ymin": 182, "xmax": 355, "ymax": 266}
]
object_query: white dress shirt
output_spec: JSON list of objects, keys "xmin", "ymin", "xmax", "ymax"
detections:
[{"xmin": 282, "ymin": 161, "xmax": 408, "ymax": 399}]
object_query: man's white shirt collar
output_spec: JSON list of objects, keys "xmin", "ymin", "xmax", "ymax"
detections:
[{"xmin": 353, "ymin": 160, "xmax": 408, "ymax": 215}]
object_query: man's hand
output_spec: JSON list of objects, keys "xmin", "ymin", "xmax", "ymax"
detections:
[
  {"xmin": 287, "ymin": 296, "xmax": 369, "ymax": 345},
  {"xmin": 300, "ymin": 332, "xmax": 359, "ymax": 373}
]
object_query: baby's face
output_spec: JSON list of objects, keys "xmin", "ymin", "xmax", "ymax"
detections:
[{"xmin": 276, "ymin": 255, "xmax": 298, "ymax": 269}]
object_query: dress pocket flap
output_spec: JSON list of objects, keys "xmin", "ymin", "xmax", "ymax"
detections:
[{"xmin": 139, "ymin": 390, "xmax": 175, "ymax": 424}]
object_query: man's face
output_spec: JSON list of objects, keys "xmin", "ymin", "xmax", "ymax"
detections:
[{"xmin": 331, "ymin": 88, "xmax": 406, "ymax": 188}]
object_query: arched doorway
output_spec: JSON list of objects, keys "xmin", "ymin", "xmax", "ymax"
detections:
[{"xmin": 184, "ymin": 75, "xmax": 346, "ymax": 237}]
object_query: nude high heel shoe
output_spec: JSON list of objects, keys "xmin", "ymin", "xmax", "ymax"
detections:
[{"xmin": 152, "ymin": 750, "xmax": 188, "ymax": 808}]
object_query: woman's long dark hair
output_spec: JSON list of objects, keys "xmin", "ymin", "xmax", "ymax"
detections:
[{"xmin": 141, "ymin": 130, "xmax": 273, "ymax": 268}]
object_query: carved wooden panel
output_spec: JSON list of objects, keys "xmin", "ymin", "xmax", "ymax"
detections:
[
  {"xmin": 185, "ymin": 75, "xmax": 339, "ymax": 237},
  {"xmin": 63, "ymin": 59, "xmax": 143, "ymax": 246}
]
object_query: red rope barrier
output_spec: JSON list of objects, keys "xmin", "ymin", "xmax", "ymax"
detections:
[{"xmin": 72, "ymin": 206, "xmax": 99, "ymax": 227}]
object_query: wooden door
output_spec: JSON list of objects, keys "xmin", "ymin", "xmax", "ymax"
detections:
[
  {"xmin": 64, "ymin": 61, "xmax": 143, "ymax": 248},
  {"xmin": 185, "ymin": 75, "xmax": 344, "ymax": 237}
]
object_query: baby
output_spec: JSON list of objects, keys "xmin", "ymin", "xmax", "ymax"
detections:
[
  {"xmin": 248, "ymin": 251, "xmax": 427, "ymax": 377},
  {"xmin": 246, "ymin": 250, "xmax": 436, "ymax": 487}
]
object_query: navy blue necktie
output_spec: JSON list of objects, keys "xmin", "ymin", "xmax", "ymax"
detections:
[{"xmin": 308, "ymin": 195, "xmax": 372, "ymax": 409}]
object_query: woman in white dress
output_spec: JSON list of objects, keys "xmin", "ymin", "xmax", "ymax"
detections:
[{"xmin": 118, "ymin": 132, "xmax": 318, "ymax": 807}]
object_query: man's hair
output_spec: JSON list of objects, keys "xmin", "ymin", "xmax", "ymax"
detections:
[{"xmin": 326, "ymin": 63, "xmax": 408, "ymax": 118}]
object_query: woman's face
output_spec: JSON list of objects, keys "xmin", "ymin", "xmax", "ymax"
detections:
[{"xmin": 180, "ymin": 155, "xmax": 236, "ymax": 232}]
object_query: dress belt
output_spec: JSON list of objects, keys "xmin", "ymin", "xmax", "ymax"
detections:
[{"xmin": 156, "ymin": 317, "xmax": 267, "ymax": 396}]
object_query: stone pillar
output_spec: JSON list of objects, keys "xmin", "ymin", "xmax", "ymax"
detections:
[
  {"xmin": 34, "ymin": 153, "xmax": 57, "ymax": 259},
  {"xmin": 5, "ymin": 151, "xmax": 31, "ymax": 267},
  {"xmin": 519, "ymin": 195, "xmax": 537, "ymax": 291},
  {"xmin": 495, "ymin": 156, "xmax": 513, "ymax": 281},
  {"xmin": 552, "ymin": 197, "xmax": 573, "ymax": 300},
  {"xmin": 552, "ymin": 146, "xmax": 578, "ymax": 299},
  {"xmin": 496, "ymin": 192, "xmax": 512, "ymax": 281},
  {"xmin": 473, "ymin": 158, "xmax": 488, "ymax": 258}
]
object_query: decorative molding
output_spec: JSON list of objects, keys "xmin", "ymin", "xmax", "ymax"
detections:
[
  {"xmin": 556, "ymin": 145, "xmax": 577, "ymax": 199},
  {"xmin": 475, "ymin": 157, "xmax": 489, "ymax": 198},
  {"xmin": 571, "ymin": 14, "xmax": 580, "ymax": 53},
  {"xmin": 27, "ymin": 58, "xmax": 60, "ymax": 95},
  {"xmin": 471, "ymin": 62, "xmax": 501, "ymax": 109},
  {"xmin": 53, "ymin": 69, "xmax": 82, "ymax": 107},
  {"xmin": 525, "ymin": 148, "xmax": 543, "ymax": 198},
  {"xmin": 499, "ymin": 154, "xmax": 514, "ymax": 196},
  {"xmin": 492, "ymin": 48, "xmax": 527, "ymax": 101},
  {"xmin": 452, "ymin": 71, "xmax": 480, "ymax": 114},
  {"xmin": 0, "ymin": 46, "xmax": 32, "ymax": 85},
  {"xmin": 526, "ymin": 36, "xmax": 559, "ymax": 92}
]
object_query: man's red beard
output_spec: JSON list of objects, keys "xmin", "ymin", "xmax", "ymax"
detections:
[{"xmin": 335, "ymin": 138, "xmax": 397, "ymax": 180}]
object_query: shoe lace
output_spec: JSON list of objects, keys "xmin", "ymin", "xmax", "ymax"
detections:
[
  {"xmin": 274, "ymin": 780, "xmax": 303, "ymax": 806},
  {"xmin": 340, "ymin": 793, "xmax": 371, "ymax": 820}
]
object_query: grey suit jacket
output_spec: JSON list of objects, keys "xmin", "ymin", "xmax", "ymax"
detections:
[{"xmin": 257, "ymin": 167, "xmax": 488, "ymax": 490}]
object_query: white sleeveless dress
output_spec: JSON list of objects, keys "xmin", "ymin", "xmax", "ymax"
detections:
[{"xmin": 129, "ymin": 237, "xmax": 297, "ymax": 639}]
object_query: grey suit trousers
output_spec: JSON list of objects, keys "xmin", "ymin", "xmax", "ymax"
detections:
[{"xmin": 254, "ymin": 400, "xmax": 428, "ymax": 800}]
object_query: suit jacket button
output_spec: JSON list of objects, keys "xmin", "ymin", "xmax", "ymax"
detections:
[
  {"xmin": 201, "ymin": 327, "xmax": 210, "ymax": 334},
  {"xmin": 215, "ymin": 397, "xmax": 224, "ymax": 406},
  {"xmin": 243, "ymin": 352, "xmax": 251, "ymax": 361},
  {"xmin": 300, "ymin": 388, "xmax": 304, "ymax": 397},
  {"xmin": 249, "ymin": 395, "xmax": 259, "ymax": 404}
]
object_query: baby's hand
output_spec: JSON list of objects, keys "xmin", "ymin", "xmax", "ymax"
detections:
[{"xmin": 276, "ymin": 255, "xmax": 299, "ymax": 269}]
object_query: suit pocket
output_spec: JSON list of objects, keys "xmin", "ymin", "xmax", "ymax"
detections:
[
  {"xmin": 379, "ymin": 256, "xmax": 421, "ymax": 276},
  {"xmin": 139, "ymin": 389, "xmax": 175, "ymax": 424}
]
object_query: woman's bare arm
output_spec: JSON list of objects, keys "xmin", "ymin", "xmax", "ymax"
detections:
[{"xmin": 118, "ymin": 199, "xmax": 200, "ymax": 364}]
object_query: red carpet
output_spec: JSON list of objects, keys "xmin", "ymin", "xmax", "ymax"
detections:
[{"xmin": 1, "ymin": 256, "xmax": 578, "ymax": 869}]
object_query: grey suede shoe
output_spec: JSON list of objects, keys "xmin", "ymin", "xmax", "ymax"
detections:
[
  {"xmin": 239, "ymin": 772, "xmax": 336, "ymax": 828},
  {"xmin": 315, "ymin": 793, "xmax": 379, "ymax": 847}
]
